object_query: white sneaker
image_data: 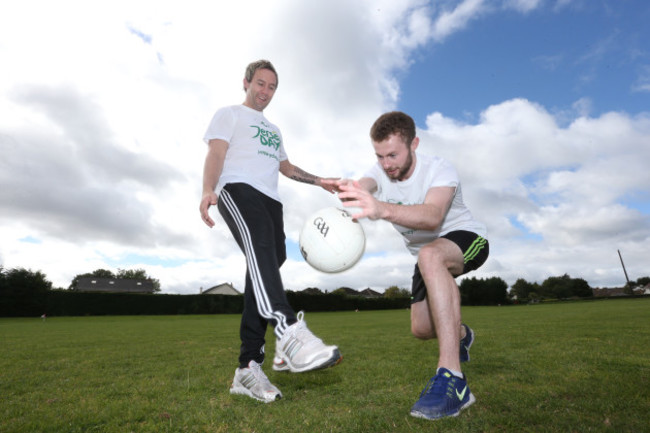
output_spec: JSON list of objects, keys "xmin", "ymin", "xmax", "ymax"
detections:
[
  {"xmin": 230, "ymin": 360, "xmax": 282, "ymax": 403},
  {"xmin": 273, "ymin": 311, "xmax": 342, "ymax": 373}
]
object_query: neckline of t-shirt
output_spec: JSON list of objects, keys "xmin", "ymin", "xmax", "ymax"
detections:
[{"xmin": 240, "ymin": 104, "xmax": 265, "ymax": 116}]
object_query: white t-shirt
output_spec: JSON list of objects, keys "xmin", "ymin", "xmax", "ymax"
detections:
[
  {"xmin": 203, "ymin": 105, "xmax": 287, "ymax": 201},
  {"xmin": 364, "ymin": 153, "xmax": 487, "ymax": 255}
]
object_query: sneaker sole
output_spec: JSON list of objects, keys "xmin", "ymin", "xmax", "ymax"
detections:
[
  {"xmin": 410, "ymin": 393, "xmax": 476, "ymax": 420},
  {"xmin": 273, "ymin": 348, "xmax": 343, "ymax": 373},
  {"xmin": 230, "ymin": 384, "xmax": 282, "ymax": 403}
]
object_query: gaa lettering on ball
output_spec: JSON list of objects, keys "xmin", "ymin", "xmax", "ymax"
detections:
[
  {"xmin": 299, "ymin": 207, "xmax": 366, "ymax": 273},
  {"xmin": 313, "ymin": 216, "xmax": 330, "ymax": 236}
]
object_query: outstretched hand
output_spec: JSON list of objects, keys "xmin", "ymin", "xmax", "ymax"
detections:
[
  {"xmin": 318, "ymin": 177, "xmax": 341, "ymax": 194},
  {"xmin": 335, "ymin": 180, "xmax": 384, "ymax": 221}
]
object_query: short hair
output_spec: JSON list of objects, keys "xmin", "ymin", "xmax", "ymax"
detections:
[
  {"xmin": 370, "ymin": 111, "xmax": 416, "ymax": 146},
  {"xmin": 244, "ymin": 59, "xmax": 278, "ymax": 90}
]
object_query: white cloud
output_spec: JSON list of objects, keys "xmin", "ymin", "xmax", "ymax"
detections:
[
  {"xmin": 632, "ymin": 65, "xmax": 650, "ymax": 93},
  {"xmin": 419, "ymin": 101, "xmax": 650, "ymax": 288},
  {"xmin": 503, "ymin": 0, "xmax": 543, "ymax": 14},
  {"xmin": 432, "ymin": 0, "xmax": 488, "ymax": 42}
]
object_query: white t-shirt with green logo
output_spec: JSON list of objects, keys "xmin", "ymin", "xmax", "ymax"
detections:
[
  {"xmin": 204, "ymin": 105, "xmax": 287, "ymax": 201},
  {"xmin": 364, "ymin": 153, "xmax": 487, "ymax": 255}
]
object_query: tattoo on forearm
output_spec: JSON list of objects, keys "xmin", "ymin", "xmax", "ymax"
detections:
[{"xmin": 291, "ymin": 167, "xmax": 317, "ymax": 185}]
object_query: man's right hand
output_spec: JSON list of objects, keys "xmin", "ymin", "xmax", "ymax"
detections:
[{"xmin": 199, "ymin": 192, "xmax": 218, "ymax": 227}]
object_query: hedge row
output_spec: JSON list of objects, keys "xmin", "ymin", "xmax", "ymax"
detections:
[{"xmin": 0, "ymin": 291, "xmax": 410, "ymax": 317}]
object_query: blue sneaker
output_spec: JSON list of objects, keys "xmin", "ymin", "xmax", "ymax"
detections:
[
  {"xmin": 410, "ymin": 368, "xmax": 476, "ymax": 420},
  {"xmin": 459, "ymin": 323, "xmax": 474, "ymax": 363}
]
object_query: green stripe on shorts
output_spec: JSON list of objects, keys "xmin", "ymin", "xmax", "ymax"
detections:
[{"xmin": 464, "ymin": 236, "xmax": 487, "ymax": 263}]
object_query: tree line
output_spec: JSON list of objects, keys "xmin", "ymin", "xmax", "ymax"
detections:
[
  {"xmin": 510, "ymin": 274, "xmax": 650, "ymax": 302},
  {"xmin": 0, "ymin": 266, "xmax": 160, "ymax": 294},
  {"xmin": 69, "ymin": 268, "xmax": 161, "ymax": 292},
  {"xmin": 2, "ymin": 265, "xmax": 649, "ymax": 308}
]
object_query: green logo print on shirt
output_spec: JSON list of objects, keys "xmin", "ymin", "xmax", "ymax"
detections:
[{"xmin": 250, "ymin": 125, "xmax": 281, "ymax": 151}]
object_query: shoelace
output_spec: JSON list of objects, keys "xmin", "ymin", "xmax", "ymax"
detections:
[
  {"xmin": 285, "ymin": 312, "xmax": 325, "ymax": 348},
  {"xmin": 293, "ymin": 320, "xmax": 325, "ymax": 348},
  {"xmin": 245, "ymin": 362, "xmax": 274, "ymax": 389},
  {"xmin": 248, "ymin": 362, "xmax": 267, "ymax": 380},
  {"xmin": 245, "ymin": 364, "xmax": 259, "ymax": 380},
  {"xmin": 420, "ymin": 372, "xmax": 448, "ymax": 398}
]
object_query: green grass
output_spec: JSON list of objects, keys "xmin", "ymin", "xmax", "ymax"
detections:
[{"xmin": 1, "ymin": 298, "xmax": 649, "ymax": 432}]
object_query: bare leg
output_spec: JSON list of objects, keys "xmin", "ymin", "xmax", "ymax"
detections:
[
  {"xmin": 411, "ymin": 301, "xmax": 467, "ymax": 341},
  {"xmin": 416, "ymin": 238, "xmax": 465, "ymax": 373}
]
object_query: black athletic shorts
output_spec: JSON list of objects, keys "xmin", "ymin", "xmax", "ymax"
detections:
[{"xmin": 411, "ymin": 230, "xmax": 489, "ymax": 304}]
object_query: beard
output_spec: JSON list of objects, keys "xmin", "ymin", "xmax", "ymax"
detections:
[{"xmin": 386, "ymin": 151, "xmax": 414, "ymax": 181}]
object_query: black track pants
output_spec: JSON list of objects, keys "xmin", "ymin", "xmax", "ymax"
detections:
[{"xmin": 217, "ymin": 183, "xmax": 297, "ymax": 367}]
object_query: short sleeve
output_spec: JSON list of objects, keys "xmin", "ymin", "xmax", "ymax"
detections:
[{"xmin": 203, "ymin": 107, "xmax": 236, "ymax": 144}]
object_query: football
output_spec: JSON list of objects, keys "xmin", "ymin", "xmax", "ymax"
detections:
[{"xmin": 299, "ymin": 207, "xmax": 366, "ymax": 273}]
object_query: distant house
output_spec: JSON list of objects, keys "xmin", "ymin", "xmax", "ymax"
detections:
[
  {"xmin": 335, "ymin": 287, "xmax": 361, "ymax": 296},
  {"xmin": 634, "ymin": 283, "xmax": 650, "ymax": 296},
  {"xmin": 76, "ymin": 277, "xmax": 154, "ymax": 294},
  {"xmin": 302, "ymin": 287, "xmax": 324, "ymax": 295},
  {"xmin": 592, "ymin": 287, "xmax": 628, "ymax": 297},
  {"xmin": 201, "ymin": 283, "xmax": 240, "ymax": 296},
  {"xmin": 359, "ymin": 288, "xmax": 383, "ymax": 298}
]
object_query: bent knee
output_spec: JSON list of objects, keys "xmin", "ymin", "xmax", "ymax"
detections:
[
  {"xmin": 417, "ymin": 243, "xmax": 439, "ymax": 262},
  {"xmin": 411, "ymin": 322, "xmax": 436, "ymax": 340},
  {"xmin": 418, "ymin": 241, "xmax": 464, "ymax": 276},
  {"xmin": 417, "ymin": 244, "xmax": 445, "ymax": 271}
]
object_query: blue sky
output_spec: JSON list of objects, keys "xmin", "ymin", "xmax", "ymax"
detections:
[
  {"xmin": 1, "ymin": 0, "xmax": 648, "ymax": 293},
  {"xmin": 400, "ymin": 2, "xmax": 650, "ymax": 123}
]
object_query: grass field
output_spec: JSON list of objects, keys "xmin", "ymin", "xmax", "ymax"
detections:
[{"xmin": 1, "ymin": 298, "xmax": 649, "ymax": 432}]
